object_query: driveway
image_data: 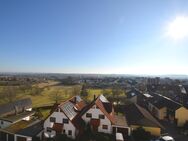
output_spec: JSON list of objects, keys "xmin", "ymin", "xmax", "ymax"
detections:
[{"xmin": 160, "ymin": 121, "xmax": 188, "ymax": 141}]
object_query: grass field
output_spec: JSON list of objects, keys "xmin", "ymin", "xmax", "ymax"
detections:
[
  {"xmin": 19, "ymin": 85, "xmax": 81, "ymax": 107},
  {"xmin": 86, "ymin": 89, "xmax": 111, "ymax": 101},
  {"xmin": 0, "ymin": 81, "xmax": 125, "ymax": 108},
  {"xmin": 0, "ymin": 82, "xmax": 82, "ymax": 107}
]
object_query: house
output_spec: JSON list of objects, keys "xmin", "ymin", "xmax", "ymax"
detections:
[
  {"xmin": 81, "ymin": 94, "xmax": 130, "ymax": 139},
  {"xmin": 0, "ymin": 119, "xmax": 43, "ymax": 141},
  {"xmin": 142, "ymin": 92, "xmax": 188, "ymax": 127},
  {"xmin": 0, "ymin": 98, "xmax": 33, "ymax": 129},
  {"xmin": 43, "ymin": 96, "xmax": 86, "ymax": 139},
  {"xmin": 81, "ymin": 95, "xmax": 115, "ymax": 134},
  {"xmin": 0, "ymin": 98, "xmax": 43, "ymax": 141},
  {"xmin": 175, "ymin": 106, "xmax": 188, "ymax": 127},
  {"xmin": 126, "ymin": 88, "xmax": 141, "ymax": 103},
  {"xmin": 44, "ymin": 95, "xmax": 131, "ymax": 140},
  {"xmin": 0, "ymin": 111, "xmax": 35, "ymax": 129},
  {"xmin": 147, "ymin": 94, "xmax": 182, "ymax": 122},
  {"xmin": 124, "ymin": 103, "xmax": 164, "ymax": 136},
  {"xmin": 0, "ymin": 98, "xmax": 32, "ymax": 117}
]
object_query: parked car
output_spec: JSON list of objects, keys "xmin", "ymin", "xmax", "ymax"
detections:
[{"xmin": 155, "ymin": 136, "xmax": 175, "ymax": 141}]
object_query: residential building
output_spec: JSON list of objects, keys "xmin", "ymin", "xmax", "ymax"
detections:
[
  {"xmin": 43, "ymin": 96, "xmax": 86, "ymax": 139},
  {"xmin": 81, "ymin": 95, "xmax": 130, "ymax": 139},
  {"xmin": 44, "ymin": 95, "xmax": 130, "ymax": 140},
  {"xmin": 0, "ymin": 98, "xmax": 33, "ymax": 129},
  {"xmin": 124, "ymin": 103, "xmax": 164, "ymax": 136},
  {"xmin": 0, "ymin": 98, "xmax": 43, "ymax": 141},
  {"xmin": 81, "ymin": 95, "xmax": 115, "ymax": 134},
  {"xmin": 0, "ymin": 119, "xmax": 43, "ymax": 141},
  {"xmin": 126, "ymin": 88, "xmax": 142, "ymax": 103},
  {"xmin": 147, "ymin": 93, "xmax": 188, "ymax": 127}
]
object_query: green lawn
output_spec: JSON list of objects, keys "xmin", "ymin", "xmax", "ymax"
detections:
[
  {"xmin": 86, "ymin": 88, "xmax": 113, "ymax": 101},
  {"xmin": 0, "ymin": 82, "xmax": 125, "ymax": 108},
  {"xmin": 0, "ymin": 83, "xmax": 81, "ymax": 108}
]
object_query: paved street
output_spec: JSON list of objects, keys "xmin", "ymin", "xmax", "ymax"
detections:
[{"xmin": 160, "ymin": 121, "xmax": 188, "ymax": 141}]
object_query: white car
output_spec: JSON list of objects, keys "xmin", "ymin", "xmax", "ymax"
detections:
[{"xmin": 156, "ymin": 136, "xmax": 175, "ymax": 141}]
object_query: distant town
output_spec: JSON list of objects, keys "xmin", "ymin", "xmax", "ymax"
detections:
[{"xmin": 0, "ymin": 73, "xmax": 188, "ymax": 141}]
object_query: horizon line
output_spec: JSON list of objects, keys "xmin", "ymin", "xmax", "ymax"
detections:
[{"xmin": 0, "ymin": 71, "xmax": 188, "ymax": 76}]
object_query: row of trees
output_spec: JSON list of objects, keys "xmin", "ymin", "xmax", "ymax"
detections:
[{"xmin": 0, "ymin": 85, "xmax": 43, "ymax": 103}]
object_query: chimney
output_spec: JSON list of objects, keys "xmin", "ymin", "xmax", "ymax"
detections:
[
  {"xmin": 14, "ymin": 106, "xmax": 18, "ymax": 115},
  {"xmin": 74, "ymin": 96, "xmax": 77, "ymax": 103},
  {"xmin": 93, "ymin": 94, "xmax": 96, "ymax": 100}
]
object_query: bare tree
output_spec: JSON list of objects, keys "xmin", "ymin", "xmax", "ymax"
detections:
[
  {"xmin": 50, "ymin": 89, "xmax": 63, "ymax": 104},
  {"xmin": 72, "ymin": 85, "xmax": 81, "ymax": 96},
  {"xmin": 102, "ymin": 89, "xmax": 110, "ymax": 96},
  {"xmin": 3, "ymin": 86, "xmax": 17, "ymax": 102},
  {"xmin": 112, "ymin": 86, "xmax": 123, "ymax": 104}
]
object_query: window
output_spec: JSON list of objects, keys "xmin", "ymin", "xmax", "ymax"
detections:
[
  {"xmin": 1, "ymin": 121, "xmax": 3, "ymax": 124},
  {"xmin": 102, "ymin": 125, "xmax": 108, "ymax": 129},
  {"xmin": 63, "ymin": 118, "xmax": 69, "ymax": 124},
  {"xmin": 47, "ymin": 127, "xmax": 52, "ymax": 132},
  {"xmin": 99, "ymin": 114, "xmax": 105, "ymax": 119},
  {"xmin": 86, "ymin": 113, "xmax": 92, "ymax": 118},
  {"xmin": 50, "ymin": 117, "xmax": 56, "ymax": 122},
  {"xmin": 68, "ymin": 130, "xmax": 72, "ymax": 135}
]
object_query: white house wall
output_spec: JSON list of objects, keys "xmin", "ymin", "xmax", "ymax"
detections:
[
  {"xmin": 82, "ymin": 104, "xmax": 112, "ymax": 134},
  {"xmin": 15, "ymin": 134, "xmax": 32, "ymax": 141},
  {"xmin": 44, "ymin": 110, "xmax": 76, "ymax": 139}
]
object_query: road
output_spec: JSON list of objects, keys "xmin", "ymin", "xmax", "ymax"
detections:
[{"xmin": 160, "ymin": 121, "xmax": 188, "ymax": 141}]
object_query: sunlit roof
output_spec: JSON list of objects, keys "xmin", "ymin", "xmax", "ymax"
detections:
[
  {"xmin": 99, "ymin": 95, "xmax": 109, "ymax": 103},
  {"xmin": 61, "ymin": 101, "xmax": 77, "ymax": 120}
]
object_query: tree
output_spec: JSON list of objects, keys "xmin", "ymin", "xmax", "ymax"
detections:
[
  {"xmin": 72, "ymin": 85, "xmax": 81, "ymax": 96},
  {"xmin": 80, "ymin": 84, "xmax": 88, "ymax": 97},
  {"xmin": 30, "ymin": 86, "xmax": 43, "ymax": 96},
  {"xmin": 112, "ymin": 86, "xmax": 123, "ymax": 104},
  {"xmin": 183, "ymin": 121, "xmax": 188, "ymax": 130},
  {"xmin": 3, "ymin": 86, "xmax": 17, "ymax": 102},
  {"xmin": 50, "ymin": 89, "xmax": 63, "ymax": 104},
  {"xmin": 102, "ymin": 89, "xmax": 110, "ymax": 97},
  {"xmin": 132, "ymin": 127, "xmax": 152, "ymax": 141}
]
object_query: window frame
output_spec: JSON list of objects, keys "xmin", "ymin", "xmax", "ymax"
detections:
[
  {"xmin": 50, "ymin": 117, "xmax": 56, "ymax": 123},
  {"xmin": 68, "ymin": 130, "xmax": 72, "ymax": 135},
  {"xmin": 102, "ymin": 125, "xmax": 108, "ymax": 129},
  {"xmin": 63, "ymin": 118, "xmax": 69, "ymax": 124},
  {"xmin": 86, "ymin": 113, "xmax": 92, "ymax": 118},
  {"xmin": 99, "ymin": 114, "xmax": 105, "ymax": 119}
]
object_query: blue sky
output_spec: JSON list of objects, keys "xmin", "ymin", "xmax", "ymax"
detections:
[{"xmin": 0, "ymin": 0, "xmax": 188, "ymax": 74}]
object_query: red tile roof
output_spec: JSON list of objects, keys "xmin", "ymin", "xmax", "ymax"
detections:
[{"xmin": 95, "ymin": 97, "xmax": 115, "ymax": 124}]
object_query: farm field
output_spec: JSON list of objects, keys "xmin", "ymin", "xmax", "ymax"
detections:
[
  {"xmin": 0, "ymin": 81, "xmax": 82, "ymax": 107},
  {"xmin": 0, "ymin": 80, "xmax": 126, "ymax": 108}
]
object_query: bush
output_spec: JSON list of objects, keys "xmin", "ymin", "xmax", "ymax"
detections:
[
  {"xmin": 54, "ymin": 134, "xmax": 74, "ymax": 141},
  {"xmin": 183, "ymin": 121, "xmax": 188, "ymax": 130},
  {"xmin": 132, "ymin": 127, "xmax": 152, "ymax": 141}
]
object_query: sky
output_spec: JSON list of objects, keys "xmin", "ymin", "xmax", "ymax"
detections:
[{"xmin": 0, "ymin": 0, "xmax": 188, "ymax": 75}]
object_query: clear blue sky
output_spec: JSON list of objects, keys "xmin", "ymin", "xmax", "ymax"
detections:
[{"xmin": 1, "ymin": 0, "xmax": 188, "ymax": 75}]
